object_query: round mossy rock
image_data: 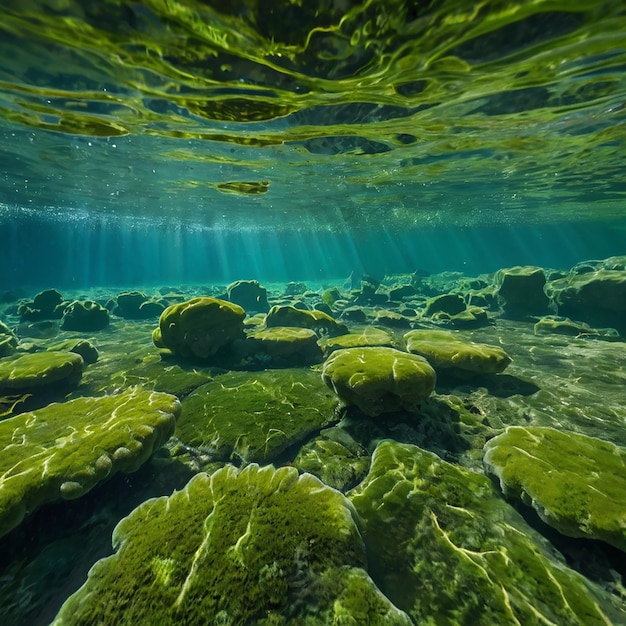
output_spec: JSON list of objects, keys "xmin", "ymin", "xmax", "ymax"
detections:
[
  {"xmin": 321, "ymin": 346, "xmax": 436, "ymax": 416},
  {"xmin": 265, "ymin": 304, "xmax": 348, "ymax": 337},
  {"xmin": 0, "ymin": 351, "xmax": 84, "ymax": 391},
  {"xmin": 348, "ymin": 440, "xmax": 613, "ymax": 625},
  {"xmin": 47, "ymin": 338, "xmax": 99, "ymax": 364},
  {"xmin": 404, "ymin": 329, "xmax": 511, "ymax": 375},
  {"xmin": 155, "ymin": 297, "xmax": 246, "ymax": 360},
  {"xmin": 0, "ymin": 387, "xmax": 180, "ymax": 538},
  {"xmin": 61, "ymin": 300, "xmax": 110, "ymax": 332},
  {"xmin": 226, "ymin": 279, "xmax": 269, "ymax": 313},
  {"xmin": 424, "ymin": 293, "xmax": 466, "ymax": 316},
  {"xmin": 51, "ymin": 464, "xmax": 368, "ymax": 625},
  {"xmin": 241, "ymin": 326, "xmax": 323, "ymax": 366},
  {"xmin": 483, "ymin": 426, "xmax": 626, "ymax": 551}
]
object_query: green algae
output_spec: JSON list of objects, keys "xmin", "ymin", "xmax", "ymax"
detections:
[
  {"xmin": 0, "ymin": 387, "xmax": 180, "ymax": 538},
  {"xmin": 322, "ymin": 346, "xmax": 436, "ymax": 417},
  {"xmin": 348, "ymin": 440, "xmax": 614, "ymax": 625},
  {"xmin": 484, "ymin": 426, "xmax": 626, "ymax": 551},
  {"xmin": 319, "ymin": 327, "xmax": 394, "ymax": 356},
  {"xmin": 0, "ymin": 351, "xmax": 84, "ymax": 391},
  {"xmin": 404, "ymin": 329, "xmax": 511, "ymax": 375},
  {"xmin": 51, "ymin": 464, "xmax": 370, "ymax": 625},
  {"xmin": 178, "ymin": 368, "xmax": 340, "ymax": 463}
]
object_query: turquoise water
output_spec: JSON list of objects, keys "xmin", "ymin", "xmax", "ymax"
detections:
[{"xmin": 1, "ymin": 2, "xmax": 626, "ymax": 625}]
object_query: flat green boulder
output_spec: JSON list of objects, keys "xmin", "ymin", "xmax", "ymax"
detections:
[
  {"xmin": 0, "ymin": 351, "xmax": 84, "ymax": 391},
  {"xmin": 154, "ymin": 297, "xmax": 246, "ymax": 360},
  {"xmin": 265, "ymin": 304, "xmax": 348, "ymax": 337},
  {"xmin": 178, "ymin": 368, "xmax": 339, "ymax": 463},
  {"xmin": 321, "ymin": 346, "xmax": 436, "ymax": 416},
  {"xmin": 0, "ymin": 387, "xmax": 180, "ymax": 538},
  {"xmin": 404, "ymin": 329, "xmax": 511, "ymax": 375},
  {"xmin": 240, "ymin": 326, "xmax": 323, "ymax": 366},
  {"xmin": 483, "ymin": 426, "xmax": 626, "ymax": 551},
  {"xmin": 319, "ymin": 327, "xmax": 394, "ymax": 356},
  {"xmin": 349, "ymin": 440, "xmax": 612, "ymax": 625},
  {"xmin": 47, "ymin": 338, "xmax": 99, "ymax": 364},
  {"xmin": 51, "ymin": 464, "xmax": 404, "ymax": 625}
]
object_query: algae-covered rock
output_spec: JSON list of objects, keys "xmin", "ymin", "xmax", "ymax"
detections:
[
  {"xmin": 432, "ymin": 305, "xmax": 490, "ymax": 329},
  {"xmin": 495, "ymin": 265, "xmax": 550, "ymax": 316},
  {"xmin": 179, "ymin": 368, "xmax": 339, "ymax": 463},
  {"xmin": 374, "ymin": 309, "xmax": 413, "ymax": 328},
  {"xmin": 0, "ymin": 387, "xmax": 180, "ymax": 538},
  {"xmin": 550, "ymin": 269, "xmax": 626, "ymax": 332},
  {"xmin": 319, "ymin": 327, "xmax": 394, "ymax": 356},
  {"xmin": 533, "ymin": 315, "xmax": 592, "ymax": 336},
  {"xmin": 404, "ymin": 329, "xmax": 511, "ymax": 375},
  {"xmin": 0, "ymin": 351, "xmax": 84, "ymax": 391},
  {"xmin": 483, "ymin": 426, "xmax": 626, "ymax": 551},
  {"xmin": 155, "ymin": 297, "xmax": 246, "ymax": 360},
  {"xmin": 265, "ymin": 304, "xmax": 348, "ymax": 337},
  {"xmin": 61, "ymin": 300, "xmax": 110, "ymax": 332},
  {"xmin": 0, "ymin": 320, "xmax": 18, "ymax": 357},
  {"xmin": 227, "ymin": 279, "xmax": 269, "ymax": 313},
  {"xmin": 116, "ymin": 291, "xmax": 165, "ymax": 319},
  {"xmin": 47, "ymin": 338, "xmax": 99, "ymax": 364},
  {"xmin": 349, "ymin": 440, "xmax": 613, "ymax": 625},
  {"xmin": 51, "ymin": 464, "xmax": 375, "ymax": 625},
  {"xmin": 321, "ymin": 346, "xmax": 436, "ymax": 416},
  {"xmin": 239, "ymin": 326, "xmax": 323, "ymax": 366},
  {"xmin": 294, "ymin": 432, "xmax": 370, "ymax": 491},
  {"xmin": 424, "ymin": 292, "xmax": 466, "ymax": 316}
]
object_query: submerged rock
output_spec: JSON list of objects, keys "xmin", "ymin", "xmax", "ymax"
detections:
[
  {"xmin": 550, "ymin": 269, "xmax": 626, "ymax": 333},
  {"xmin": 349, "ymin": 440, "xmax": 613, "ymax": 625},
  {"xmin": 483, "ymin": 426, "xmax": 626, "ymax": 551},
  {"xmin": 319, "ymin": 327, "xmax": 394, "ymax": 356},
  {"xmin": 47, "ymin": 338, "xmax": 99, "ymax": 364},
  {"xmin": 265, "ymin": 304, "xmax": 348, "ymax": 336},
  {"xmin": 178, "ymin": 368, "xmax": 339, "ymax": 463},
  {"xmin": 495, "ymin": 265, "xmax": 550, "ymax": 317},
  {"xmin": 404, "ymin": 329, "xmax": 511, "ymax": 375},
  {"xmin": 424, "ymin": 292, "xmax": 466, "ymax": 316},
  {"xmin": 51, "ymin": 464, "xmax": 406, "ymax": 625},
  {"xmin": 115, "ymin": 291, "xmax": 165, "ymax": 319},
  {"xmin": 237, "ymin": 326, "xmax": 323, "ymax": 367},
  {"xmin": 0, "ymin": 351, "xmax": 83, "ymax": 392},
  {"xmin": 0, "ymin": 387, "xmax": 180, "ymax": 538},
  {"xmin": 154, "ymin": 297, "xmax": 246, "ymax": 360},
  {"xmin": 61, "ymin": 300, "xmax": 110, "ymax": 332},
  {"xmin": 322, "ymin": 346, "xmax": 436, "ymax": 416},
  {"xmin": 227, "ymin": 279, "xmax": 269, "ymax": 313}
]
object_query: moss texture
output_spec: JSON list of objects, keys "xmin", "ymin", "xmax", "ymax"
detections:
[
  {"xmin": 483, "ymin": 426, "xmax": 626, "ymax": 551},
  {"xmin": 0, "ymin": 387, "xmax": 180, "ymax": 538},
  {"xmin": 404, "ymin": 329, "xmax": 511, "ymax": 375},
  {"xmin": 0, "ymin": 351, "xmax": 84, "ymax": 391},
  {"xmin": 322, "ymin": 346, "xmax": 436, "ymax": 416},
  {"xmin": 178, "ymin": 368, "xmax": 340, "ymax": 463},
  {"xmin": 349, "ymin": 440, "xmax": 612, "ymax": 625},
  {"xmin": 51, "ymin": 464, "xmax": 375, "ymax": 625}
]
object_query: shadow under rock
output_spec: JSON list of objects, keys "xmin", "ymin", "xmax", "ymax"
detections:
[
  {"xmin": 436, "ymin": 371, "xmax": 540, "ymax": 398},
  {"xmin": 338, "ymin": 396, "xmax": 471, "ymax": 463}
]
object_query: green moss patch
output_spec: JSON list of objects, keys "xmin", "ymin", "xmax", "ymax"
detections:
[
  {"xmin": 178, "ymin": 368, "xmax": 340, "ymax": 463},
  {"xmin": 0, "ymin": 387, "xmax": 180, "ymax": 538},
  {"xmin": 484, "ymin": 426, "xmax": 626, "ymax": 551},
  {"xmin": 349, "ymin": 440, "xmax": 612, "ymax": 625}
]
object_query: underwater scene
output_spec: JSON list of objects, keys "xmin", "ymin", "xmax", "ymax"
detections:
[{"xmin": 1, "ymin": 1, "xmax": 626, "ymax": 624}]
